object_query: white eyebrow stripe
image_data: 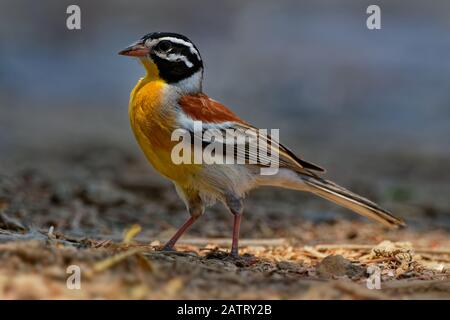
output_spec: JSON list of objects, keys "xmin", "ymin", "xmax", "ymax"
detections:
[{"xmin": 157, "ymin": 37, "xmax": 201, "ymax": 59}]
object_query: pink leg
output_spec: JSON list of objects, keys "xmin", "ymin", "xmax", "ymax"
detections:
[
  {"xmin": 162, "ymin": 216, "xmax": 197, "ymax": 251},
  {"xmin": 230, "ymin": 214, "xmax": 242, "ymax": 257}
]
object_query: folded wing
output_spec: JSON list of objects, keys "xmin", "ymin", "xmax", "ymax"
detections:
[{"xmin": 178, "ymin": 93, "xmax": 325, "ymax": 177}]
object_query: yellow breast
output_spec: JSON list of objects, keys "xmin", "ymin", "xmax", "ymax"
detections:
[{"xmin": 129, "ymin": 70, "xmax": 199, "ymax": 184}]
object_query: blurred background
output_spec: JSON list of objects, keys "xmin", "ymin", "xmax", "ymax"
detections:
[{"xmin": 0, "ymin": 0, "xmax": 450, "ymax": 233}]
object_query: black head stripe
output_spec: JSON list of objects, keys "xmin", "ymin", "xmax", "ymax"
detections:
[
  {"xmin": 153, "ymin": 55, "xmax": 202, "ymax": 83},
  {"xmin": 141, "ymin": 32, "xmax": 194, "ymax": 45},
  {"xmin": 141, "ymin": 32, "xmax": 203, "ymax": 83}
]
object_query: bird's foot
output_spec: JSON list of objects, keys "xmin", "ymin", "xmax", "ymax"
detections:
[
  {"xmin": 157, "ymin": 243, "xmax": 176, "ymax": 252},
  {"xmin": 229, "ymin": 249, "xmax": 239, "ymax": 259},
  {"xmin": 225, "ymin": 252, "xmax": 259, "ymax": 267}
]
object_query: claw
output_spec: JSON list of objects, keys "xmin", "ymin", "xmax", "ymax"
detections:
[{"xmin": 160, "ymin": 244, "xmax": 176, "ymax": 252}]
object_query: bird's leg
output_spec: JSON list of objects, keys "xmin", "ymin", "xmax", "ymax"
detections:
[
  {"xmin": 230, "ymin": 213, "xmax": 242, "ymax": 257},
  {"xmin": 162, "ymin": 216, "xmax": 197, "ymax": 251},
  {"xmin": 162, "ymin": 188, "xmax": 204, "ymax": 251},
  {"xmin": 226, "ymin": 194, "xmax": 244, "ymax": 258}
]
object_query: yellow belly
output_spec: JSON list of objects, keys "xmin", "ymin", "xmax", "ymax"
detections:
[{"xmin": 129, "ymin": 77, "xmax": 199, "ymax": 184}]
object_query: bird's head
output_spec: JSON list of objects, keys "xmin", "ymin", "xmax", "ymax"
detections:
[{"xmin": 119, "ymin": 32, "xmax": 203, "ymax": 92}]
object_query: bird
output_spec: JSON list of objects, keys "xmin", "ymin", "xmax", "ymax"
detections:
[{"xmin": 119, "ymin": 32, "xmax": 405, "ymax": 257}]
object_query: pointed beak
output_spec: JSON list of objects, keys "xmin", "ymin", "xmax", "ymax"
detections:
[{"xmin": 118, "ymin": 41, "xmax": 150, "ymax": 57}]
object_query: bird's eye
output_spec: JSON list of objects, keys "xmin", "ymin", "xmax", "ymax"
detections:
[{"xmin": 157, "ymin": 40, "xmax": 172, "ymax": 52}]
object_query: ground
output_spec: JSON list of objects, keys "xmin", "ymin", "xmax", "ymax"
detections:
[{"xmin": 0, "ymin": 145, "xmax": 449, "ymax": 299}]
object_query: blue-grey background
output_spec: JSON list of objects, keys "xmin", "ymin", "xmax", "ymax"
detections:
[{"xmin": 0, "ymin": 0, "xmax": 449, "ymax": 227}]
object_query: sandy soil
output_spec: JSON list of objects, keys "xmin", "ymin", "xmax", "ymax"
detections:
[{"xmin": 0, "ymin": 146, "xmax": 449, "ymax": 299}]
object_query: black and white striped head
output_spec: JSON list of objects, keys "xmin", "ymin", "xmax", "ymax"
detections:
[{"xmin": 119, "ymin": 32, "xmax": 203, "ymax": 86}]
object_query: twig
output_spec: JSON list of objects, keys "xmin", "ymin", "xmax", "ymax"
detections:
[
  {"xmin": 315, "ymin": 244, "xmax": 374, "ymax": 251},
  {"xmin": 93, "ymin": 239, "xmax": 112, "ymax": 248},
  {"xmin": 169, "ymin": 238, "xmax": 288, "ymax": 247},
  {"xmin": 301, "ymin": 246, "xmax": 327, "ymax": 258},
  {"xmin": 415, "ymin": 248, "xmax": 450, "ymax": 255},
  {"xmin": 0, "ymin": 229, "xmax": 47, "ymax": 242},
  {"xmin": 382, "ymin": 278, "xmax": 450, "ymax": 289},
  {"xmin": 420, "ymin": 253, "xmax": 450, "ymax": 263},
  {"xmin": 360, "ymin": 257, "xmax": 396, "ymax": 264},
  {"xmin": 92, "ymin": 248, "xmax": 142, "ymax": 273},
  {"xmin": 315, "ymin": 244, "xmax": 450, "ymax": 255}
]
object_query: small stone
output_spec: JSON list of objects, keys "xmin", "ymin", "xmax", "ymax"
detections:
[{"xmin": 316, "ymin": 255, "xmax": 365, "ymax": 279}]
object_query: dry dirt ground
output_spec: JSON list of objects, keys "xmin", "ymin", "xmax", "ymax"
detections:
[{"xmin": 0, "ymin": 146, "xmax": 449, "ymax": 299}]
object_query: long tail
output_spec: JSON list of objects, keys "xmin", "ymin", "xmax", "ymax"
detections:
[{"xmin": 302, "ymin": 177, "xmax": 405, "ymax": 228}]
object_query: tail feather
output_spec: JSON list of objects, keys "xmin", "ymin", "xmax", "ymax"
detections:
[{"xmin": 302, "ymin": 177, "xmax": 405, "ymax": 228}]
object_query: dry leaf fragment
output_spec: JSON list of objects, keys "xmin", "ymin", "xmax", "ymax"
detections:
[
  {"xmin": 123, "ymin": 224, "xmax": 142, "ymax": 244},
  {"xmin": 93, "ymin": 249, "xmax": 140, "ymax": 273}
]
